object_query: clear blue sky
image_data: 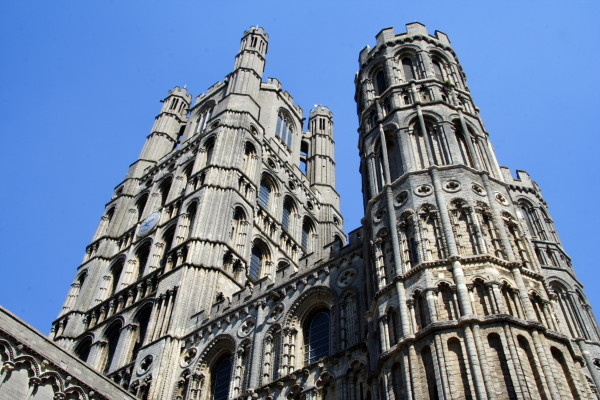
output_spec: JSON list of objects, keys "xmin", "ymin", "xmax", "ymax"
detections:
[{"xmin": 1, "ymin": 1, "xmax": 598, "ymax": 334}]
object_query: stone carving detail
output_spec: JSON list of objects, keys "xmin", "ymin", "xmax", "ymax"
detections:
[
  {"xmin": 471, "ymin": 183, "xmax": 486, "ymax": 196},
  {"xmin": 337, "ymin": 267, "xmax": 357, "ymax": 288},
  {"xmin": 443, "ymin": 180, "xmax": 461, "ymax": 192},
  {"xmin": 414, "ymin": 184, "xmax": 433, "ymax": 196},
  {"xmin": 395, "ymin": 190, "xmax": 409, "ymax": 206}
]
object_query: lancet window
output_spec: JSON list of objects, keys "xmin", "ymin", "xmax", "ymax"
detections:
[
  {"xmin": 211, "ymin": 355, "xmax": 233, "ymax": 400},
  {"xmin": 398, "ymin": 211, "xmax": 419, "ymax": 271},
  {"xmin": 304, "ymin": 309, "xmax": 331, "ymax": 364},
  {"xmin": 275, "ymin": 111, "xmax": 294, "ymax": 148},
  {"xmin": 102, "ymin": 320, "xmax": 123, "ymax": 374},
  {"xmin": 449, "ymin": 200, "xmax": 477, "ymax": 256},
  {"xmin": 196, "ymin": 105, "xmax": 214, "ymax": 134},
  {"xmin": 249, "ymin": 239, "xmax": 270, "ymax": 280},
  {"xmin": 453, "ymin": 120, "xmax": 475, "ymax": 168},
  {"xmin": 401, "ymin": 56, "xmax": 417, "ymax": 81},
  {"xmin": 418, "ymin": 205, "xmax": 445, "ymax": 261},
  {"xmin": 374, "ymin": 69, "xmax": 388, "ymax": 95},
  {"xmin": 474, "ymin": 202, "xmax": 504, "ymax": 258}
]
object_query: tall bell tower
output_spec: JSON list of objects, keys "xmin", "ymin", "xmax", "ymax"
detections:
[{"xmin": 356, "ymin": 23, "xmax": 600, "ymax": 399}]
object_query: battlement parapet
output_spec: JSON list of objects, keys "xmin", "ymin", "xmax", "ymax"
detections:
[{"xmin": 360, "ymin": 22, "xmax": 452, "ymax": 66}]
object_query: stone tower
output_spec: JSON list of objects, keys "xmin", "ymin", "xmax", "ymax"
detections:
[
  {"xmin": 47, "ymin": 24, "xmax": 600, "ymax": 400},
  {"xmin": 355, "ymin": 23, "xmax": 600, "ymax": 399}
]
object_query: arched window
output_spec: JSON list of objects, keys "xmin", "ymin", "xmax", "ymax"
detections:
[
  {"xmin": 409, "ymin": 120, "xmax": 428, "ymax": 170},
  {"xmin": 258, "ymin": 175, "xmax": 274, "ymax": 209},
  {"xmin": 211, "ymin": 355, "xmax": 233, "ymax": 400},
  {"xmin": 384, "ymin": 130, "xmax": 403, "ymax": 182},
  {"xmin": 304, "ymin": 310, "xmax": 331, "ymax": 364},
  {"xmin": 402, "ymin": 57, "xmax": 416, "ymax": 81},
  {"xmin": 136, "ymin": 242, "xmax": 151, "ymax": 279},
  {"xmin": 196, "ymin": 105, "xmax": 214, "ymax": 133},
  {"xmin": 453, "ymin": 120, "xmax": 475, "ymax": 168},
  {"xmin": 275, "ymin": 111, "xmax": 294, "ymax": 148},
  {"xmin": 243, "ymin": 142, "xmax": 257, "ymax": 177},
  {"xmin": 159, "ymin": 177, "xmax": 172, "ymax": 207},
  {"xmin": 302, "ymin": 217, "xmax": 315, "ymax": 252},
  {"xmin": 249, "ymin": 240, "xmax": 269, "ymax": 280},
  {"xmin": 186, "ymin": 202, "xmax": 197, "ymax": 239},
  {"xmin": 136, "ymin": 193, "xmax": 149, "ymax": 221},
  {"xmin": 282, "ymin": 197, "xmax": 295, "ymax": 231},
  {"xmin": 130, "ymin": 305, "xmax": 152, "ymax": 363},
  {"xmin": 109, "ymin": 259, "xmax": 124, "ymax": 296},
  {"xmin": 203, "ymin": 136, "xmax": 216, "ymax": 166},
  {"xmin": 432, "ymin": 58, "xmax": 445, "ymax": 80},
  {"xmin": 374, "ymin": 70, "xmax": 387, "ymax": 95},
  {"xmin": 103, "ymin": 321, "xmax": 123, "ymax": 374},
  {"xmin": 232, "ymin": 207, "xmax": 248, "ymax": 250},
  {"xmin": 74, "ymin": 336, "xmax": 92, "ymax": 362}
]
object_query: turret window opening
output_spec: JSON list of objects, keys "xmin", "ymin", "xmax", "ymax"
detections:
[
  {"xmin": 204, "ymin": 137, "xmax": 216, "ymax": 166},
  {"xmin": 232, "ymin": 207, "xmax": 248, "ymax": 250},
  {"xmin": 304, "ymin": 309, "xmax": 331, "ymax": 364},
  {"xmin": 74, "ymin": 337, "xmax": 92, "ymax": 362},
  {"xmin": 109, "ymin": 259, "xmax": 124, "ymax": 296},
  {"xmin": 432, "ymin": 58, "xmax": 445, "ymax": 80},
  {"xmin": 300, "ymin": 140, "xmax": 309, "ymax": 175},
  {"xmin": 409, "ymin": 121, "xmax": 429, "ymax": 170},
  {"xmin": 249, "ymin": 240, "xmax": 269, "ymax": 280},
  {"xmin": 196, "ymin": 106, "xmax": 214, "ymax": 133},
  {"xmin": 102, "ymin": 321, "xmax": 123, "ymax": 374},
  {"xmin": 385, "ymin": 130, "xmax": 403, "ymax": 182},
  {"xmin": 243, "ymin": 142, "xmax": 257, "ymax": 177},
  {"xmin": 186, "ymin": 202, "xmax": 197, "ymax": 239},
  {"xmin": 129, "ymin": 305, "xmax": 152, "ymax": 363},
  {"xmin": 424, "ymin": 120, "xmax": 450, "ymax": 166},
  {"xmin": 275, "ymin": 112, "xmax": 294, "ymax": 148},
  {"xmin": 258, "ymin": 175, "xmax": 275, "ymax": 210},
  {"xmin": 211, "ymin": 355, "xmax": 233, "ymax": 400},
  {"xmin": 374, "ymin": 69, "xmax": 388, "ymax": 95},
  {"xmin": 159, "ymin": 177, "xmax": 172, "ymax": 207},
  {"xmin": 136, "ymin": 193, "xmax": 149, "ymax": 221},
  {"xmin": 453, "ymin": 121, "xmax": 475, "ymax": 168},
  {"xmin": 282, "ymin": 197, "xmax": 295, "ymax": 232},
  {"xmin": 302, "ymin": 217, "xmax": 315, "ymax": 253},
  {"xmin": 170, "ymin": 98, "xmax": 179, "ymax": 110},
  {"xmin": 160, "ymin": 226, "xmax": 176, "ymax": 268},
  {"xmin": 401, "ymin": 57, "xmax": 416, "ymax": 81},
  {"xmin": 136, "ymin": 241, "xmax": 151, "ymax": 279},
  {"xmin": 250, "ymin": 36, "xmax": 258, "ymax": 48}
]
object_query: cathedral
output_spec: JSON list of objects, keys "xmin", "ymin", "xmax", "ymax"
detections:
[{"xmin": 1, "ymin": 23, "xmax": 599, "ymax": 400}]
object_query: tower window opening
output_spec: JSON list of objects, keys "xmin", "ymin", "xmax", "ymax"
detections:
[
  {"xmin": 275, "ymin": 112, "xmax": 294, "ymax": 148},
  {"xmin": 374, "ymin": 70, "xmax": 388, "ymax": 95},
  {"xmin": 174, "ymin": 125, "xmax": 186, "ymax": 150},
  {"xmin": 432, "ymin": 59, "xmax": 444, "ymax": 80},
  {"xmin": 300, "ymin": 140, "xmax": 309, "ymax": 175},
  {"xmin": 282, "ymin": 197, "xmax": 294, "ymax": 231},
  {"xmin": 302, "ymin": 217, "xmax": 315, "ymax": 252},
  {"xmin": 136, "ymin": 193, "xmax": 149, "ymax": 221},
  {"xmin": 196, "ymin": 106, "xmax": 214, "ymax": 133},
  {"xmin": 258, "ymin": 176, "xmax": 273, "ymax": 209},
  {"xmin": 159, "ymin": 177, "xmax": 172, "ymax": 207},
  {"xmin": 249, "ymin": 241, "xmax": 268, "ymax": 280},
  {"xmin": 103, "ymin": 321, "xmax": 123, "ymax": 374},
  {"xmin": 250, "ymin": 36, "xmax": 258, "ymax": 48},
  {"xmin": 402, "ymin": 57, "xmax": 416, "ymax": 81},
  {"xmin": 74, "ymin": 337, "xmax": 92, "ymax": 362},
  {"xmin": 211, "ymin": 355, "xmax": 233, "ymax": 400},
  {"xmin": 304, "ymin": 310, "xmax": 331, "ymax": 364}
]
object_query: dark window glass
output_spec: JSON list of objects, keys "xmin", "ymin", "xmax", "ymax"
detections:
[
  {"xmin": 282, "ymin": 200, "xmax": 292, "ymax": 230},
  {"xmin": 258, "ymin": 180, "xmax": 271, "ymax": 208},
  {"xmin": 402, "ymin": 57, "xmax": 415, "ymax": 81},
  {"xmin": 211, "ymin": 356, "xmax": 232, "ymax": 400},
  {"xmin": 304, "ymin": 310, "xmax": 331, "ymax": 364},
  {"xmin": 250, "ymin": 246, "xmax": 262, "ymax": 280},
  {"xmin": 432, "ymin": 60, "xmax": 444, "ymax": 80},
  {"xmin": 375, "ymin": 70, "xmax": 387, "ymax": 95}
]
